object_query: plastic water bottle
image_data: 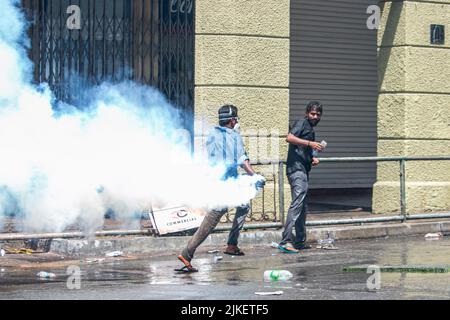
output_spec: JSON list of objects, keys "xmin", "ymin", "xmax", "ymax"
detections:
[
  {"xmin": 264, "ymin": 270, "xmax": 293, "ymax": 282},
  {"xmin": 318, "ymin": 238, "xmax": 335, "ymax": 245},
  {"xmin": 105, "ymin": 251, "xmax": 123, "ymax": 257},
  {"xmin": 312, "ymin": 140, "xmax": 327, "ymax": 157},
  {"xmin": 37, "ymin": 271, "xmax": 56, "ymax": 279}
]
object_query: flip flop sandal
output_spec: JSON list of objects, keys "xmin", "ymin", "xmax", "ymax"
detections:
[
  {"xmin": 175, "ymin": 255, "xmax": 198, "ymax": 273},
  {"xmin": 174, "ymin": 265, "xmax": 199, "ymax": 273},
  {"xmin": 223, "ymin": 249, "xmax": 245, "ymax": 256},
  {"xmin": 277, "ymin": 245, "xmax": 299, "ymax": 254}
]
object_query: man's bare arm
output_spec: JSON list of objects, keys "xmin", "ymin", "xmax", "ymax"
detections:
[
  {"xmin": 286, "ymin": 133, "xmax": 323, "ymax": 151},
  {"xmin": 241, "ymin": 160, "xmax": 255, "ymax": 176}
]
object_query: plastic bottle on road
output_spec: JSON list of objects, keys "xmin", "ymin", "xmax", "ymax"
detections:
[
  {"xmin": 37, "ymin": 271, "xmax": 56, "ymax": 279},
  {"xmin": 264, "ymin": 270, "xmax": 293, "ymax": 282},
  {"xmin": 318, "ymin": 238, "xmax": 335, "ymax": 245},
  {"xmin": 105, "ymin": 251, "xmax": 123, "ymax": 257},
  {"xmin": 270, "ymin": 242, "xmax": 279, "ymax": 248}
]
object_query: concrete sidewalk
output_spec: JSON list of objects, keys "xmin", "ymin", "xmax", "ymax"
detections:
[{"xmin": 42, "ymin": 220, "xmax": 450, "ymax": 257}]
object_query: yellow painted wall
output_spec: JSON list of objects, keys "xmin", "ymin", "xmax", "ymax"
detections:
[
  {"xmin": 194, "ymin": 0, "xmax": 290, "ymax": 135},
  {"xmin": 194, "ymin": 1, "xmax": 291, "ymax": 220},
  {"xmin": 373, "ymin": 0, "xmax": 450, "ymax": 213}
]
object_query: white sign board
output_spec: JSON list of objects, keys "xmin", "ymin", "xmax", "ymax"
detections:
[{"xmin": 149, "ymin": 206, "xmax": 206, "ymax": 235}]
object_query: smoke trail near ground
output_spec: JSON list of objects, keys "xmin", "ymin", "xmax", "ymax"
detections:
[{"xmin": 0, "ymin": 0, "xmax": 262, "ymax": 233}]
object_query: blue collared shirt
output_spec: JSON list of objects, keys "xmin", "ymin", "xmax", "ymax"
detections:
[{"xmin": 206, "ymin": 126, "xmax": 249, "ymax": 180}]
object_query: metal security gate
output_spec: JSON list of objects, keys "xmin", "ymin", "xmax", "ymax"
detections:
[
  {"xmin": 290, "ymin": 0, "xmax": 378, "ymax": 189},
  {"xmin": 22, "ymin": 0, "xmax": 195, "ymax": 127}
]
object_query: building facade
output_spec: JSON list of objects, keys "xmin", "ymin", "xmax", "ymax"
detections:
[
  {"xmin": 373, "ymin": 0, "xmax": 450, "ymax": 213},
  {"xmin": 195, "ymin": 0, "xmax": 450, "ymax": 215},
  {"xmin": 21, "ymin": 0, "xmax": 450, "ymax": 215}
]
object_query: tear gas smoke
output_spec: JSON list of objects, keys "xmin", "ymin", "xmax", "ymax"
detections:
[{"xmin": 0, "ymin": 0, "xmax": 263, "ymax": 233}]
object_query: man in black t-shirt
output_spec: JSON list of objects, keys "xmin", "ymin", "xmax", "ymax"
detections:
[{"xmin": 278, "ymin": 101, "xmax": 324, "ymax": 253}]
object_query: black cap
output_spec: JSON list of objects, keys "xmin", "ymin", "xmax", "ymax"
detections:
[{"xmin": 218, "ymin": 105, "xmax": 238, "ymax": 121}]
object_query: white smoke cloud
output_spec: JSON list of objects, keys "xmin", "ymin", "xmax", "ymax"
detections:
[{"xmin": 0, "ymin": 0, "xmax": 262, "ymax": 233}]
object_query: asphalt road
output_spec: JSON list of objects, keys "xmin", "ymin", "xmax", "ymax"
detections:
[{"xmin": 1, "ymin": 235, "xmax": 450, "ymax": 300}]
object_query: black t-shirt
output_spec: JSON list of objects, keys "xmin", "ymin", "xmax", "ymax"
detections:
[{"xmin": 286, "ymin": 119, "xmax": 315, "ymax": 175}]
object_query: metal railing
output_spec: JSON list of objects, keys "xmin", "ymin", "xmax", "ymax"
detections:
[
  {"xmin": 316, "ymin": 156, "xmax": 450, "ymax": 223},
  {"xmin": 1, "ymin": 156, "xmax": 449, "ymax": 240},
  {"xmin": 247, "ymin": 156, "xmax": 450, "ymax": 229},
  {"xmin": 221, "ymin": 155, "xmax": 450, "ymax": 230}
]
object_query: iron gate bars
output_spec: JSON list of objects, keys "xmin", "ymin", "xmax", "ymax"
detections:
[{"xmin": 21, "ymin": 0, "xmax": 195, "ymax": 128}]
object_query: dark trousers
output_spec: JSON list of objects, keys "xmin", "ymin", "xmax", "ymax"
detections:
[
  {"xmin": 280, "ymin": 170, "xmax": 309, "ymax": 247},
  {"xmin": 181, "ymin": 204, "xmax": 249, "ymax": 261}
]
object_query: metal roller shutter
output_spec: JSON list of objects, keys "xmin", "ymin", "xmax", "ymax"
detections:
[{"xmin": 290, "ymin": 0, "xmax": 379, "ymax": 189}]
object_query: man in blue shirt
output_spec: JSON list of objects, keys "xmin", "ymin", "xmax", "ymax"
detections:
[
  {"xmin": 206, "ymin": 107, "xmax": 252, "ymax": 180},
  {"xmin": 177, "ymin": 105, "xmax": 257, "ymax": 272}
]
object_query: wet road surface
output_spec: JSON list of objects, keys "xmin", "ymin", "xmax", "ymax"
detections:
[{"xmin": 1, "ymin": 235, "xmax": 450, "ymax": 299}]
